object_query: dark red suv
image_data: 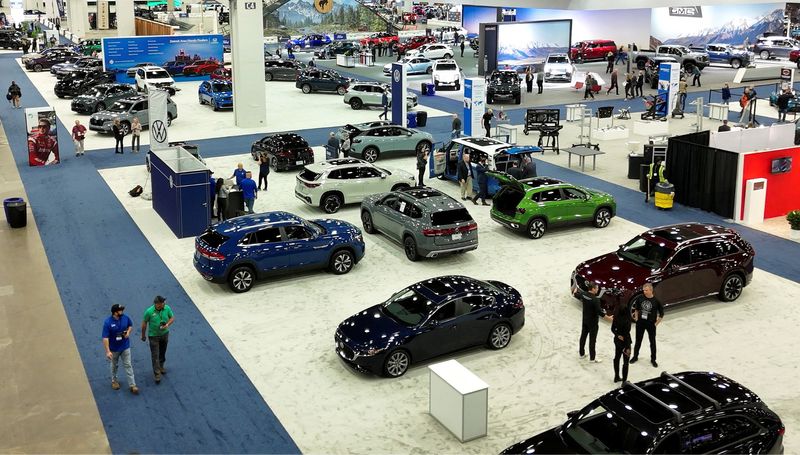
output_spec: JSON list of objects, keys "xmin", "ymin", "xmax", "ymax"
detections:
[
  {"xmin": 571, "ymin": 223, "xmax": 755, "ymax": 312},
  {"xmin": 569, "ymin": 39, "xmax": 617, "ymax": 62},
  {"xmin": 183, "ymin": 60, "xmax": 221, "ymax": 76},
  {"xmin": 396, "ymin": 35, "xmax": 436, "ymax": 54}
]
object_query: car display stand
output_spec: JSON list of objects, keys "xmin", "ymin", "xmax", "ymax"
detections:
[
  {"xmin": 565, "ymin": 104, "xmax": 586, "ymax": 121},
  {"xmin": 149, "ymin": 146, "xmax": 211, "ymax": 239},
  {"xmin": 336, "ymin": 54, "xmax": 356, "ymax": 68},
  {"xmin": 429, "ymin": 360, "xmax": 488, "ymax": 443},
  {"xmin": 633, "ymin": 120, "xmax": 670, "ymax": 136},
  {"xmin": 495, "ymin": 124, "xmax": 519, "ymax": 144}
]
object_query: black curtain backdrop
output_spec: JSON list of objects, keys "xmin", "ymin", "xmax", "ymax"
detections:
[{"xmin": 666, "ymin": 131, "xmax": 738, "ymax": 219}]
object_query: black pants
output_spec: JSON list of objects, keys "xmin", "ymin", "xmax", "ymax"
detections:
[
  {"xmin": 607, "ymin": 82, "xmax": 618, "ymax": 95},
  {"xmin": 484, "ymin": 124, "xmax": 491, "ymax": 137},
  {"xmin": 692, "ymin": 74, "xmax": 701, "ymax": 86},
  {"xmin": 584, "ymin": 87, "xmax": 594, "ymax": 99},
  {"xmin": 379, "ymin": 106, "xmax": 388, "ymax": 120},
  {"xmin": 526, "ymin": 81, "xmax": 533, "ymax": 93},
  {"xmin": 633, "ymin": 320, "xmax": 657, "ymax": 361},
  {"xmin": 460, "ymin": 48, "xmax": 464, "ymax": 57},
  {"xmin": 606, "ymin": 62, "xmax": 613, "ymax": 73},
  {"xmin": 217, "ymin": 198, "xmax": 228, "ymax": 221},
  {"xmin": 148, "ymin": 332, "xmax": 169, "ymax": 374},
  {"xmin": 115, "ymin": 137, "xmax": 124, "ymax": 153},
  {"xmin": 473, "ymin": 182, "xmax": 488, "ymax": 202},
  {"xmin": 579, "ymin": 322, "xmax": 599, "ymax": 360},
  {"xmin": 537, "ymin": 82, "xmax": 543, "ymax": 94},
  {"xmin": 259, "ymin": 173, "xmax": 268, "ymax": 190},
  {"xmin": 131, "ymin": 134, "xmax": 140, "ymax": 151},
  {"xmin": 614, "ymin": 338, "xmax": 630, "ymax": 381},
  {"xmin": 417, "ymin": 167, "xmax": 425, "ymax": 186},
  {"xmin": 635, "ymin": 85, "xmax": 643, "ymax": 97}
]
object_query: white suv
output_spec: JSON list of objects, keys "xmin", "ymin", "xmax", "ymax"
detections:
[
  {"xmin": 135, "ymin": 66, "xmax": 176, "ymax": 93},
  {"xmin": 412, "ymin": 43, "xmax": 454, "ymax": 60},
  {"xmin": 544, "ymin": 53, "xmax": 573, "ymax": 82},
  {"xmin": 295, "ymin": 158, "xmax": 416, "ymax": 213},
  {"xmin": 431, "ymin": 59, "xmax": 461, "ymax": 90}
]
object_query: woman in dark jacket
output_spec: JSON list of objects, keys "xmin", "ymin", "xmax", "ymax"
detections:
[
  {"xmin": 7, "ymin": 81, "xmax": 22, "ymax": 108},
  {"xmin": 472, "ymin": 156, "xmax": 489, "ymax": 205},
  {"xmin": 611, "ymin": 303, "xmax": 632, "ymax": 383}
]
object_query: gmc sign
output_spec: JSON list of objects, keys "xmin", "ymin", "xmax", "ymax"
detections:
[{"xmin": 669, "ymin": 6, "xmax": 702, "ymax": 18}]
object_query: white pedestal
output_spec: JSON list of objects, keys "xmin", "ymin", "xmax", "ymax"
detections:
[
  {"xmin": 495, "ymin": 123, "xmax": 519, "ymax": 144},
  {"xmin": 594, "ymin": 127, "xmax": 629, "ymax": 141},
  {"xmin": 633, "ymin": 120, "xmax": 670, "ymax": 136},
  {"xmin": 743, "ymin": 178, "xmax": 767, "ymax": 224},
  {"xmin": 336, "ymin": 54, "xmax": 355, "ymax": 68},
  {"xmin": 565, "ymin": 104, "xmax": 585, "ymax": 122},
  {"xmin": 709, "ymin": 103, "xmax": 729, "ymax": 121},
  {"xmin": 429, "ymin": 360, "xmax": 488, "ymax": 443}
]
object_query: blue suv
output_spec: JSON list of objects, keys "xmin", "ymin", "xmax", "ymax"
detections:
[
  {"xmin": 194, "ymin": 211, "xmax": 365, "ymax": 292},
  {"xmin": 198, "ymin": 79, "xmax": 233, "ymax": 111}
]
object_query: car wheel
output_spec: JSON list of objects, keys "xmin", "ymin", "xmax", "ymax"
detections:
[
  {"xmin": 593, "ymin": 207, "xmax": 612, "ymax": 228},
  {"xmin": 120, "ymin": 121, "xmax": 131, "ymax": 136},
  {"xmin": 760, "ymin": 50, "xmax": 770, "ymax": 59},
  {"xmin": 302, "ymin": 84, "xmax": 312, "ymax": 94},
  {"xmin": 329, "ymin": 249, "xmax": 354, "ymax": 274},
  {"xmin": 198, "ymin": 94, "xmax": 205, "ymax": 105},
  {"xmin": 487, "ymin": 323, "xmax": 512, "ymax": 350},
  {"xmin": 383, "ymin": 349, "xmax": 410, "ymax": 378},
  {"xmin": 443, "ymin": 53, "xmax": 452, "ymax": 59},
  {"xmin": 719, "ymin": 273, "xmax": 744, "ymax": 302},
  {"xmin": 350, "ymin": 98, "xmax": 363, "ymax": 110},
  {"xmin": 426, "ymin": 67, "xmax": 433, "ymax": 74},
  {"xmin": 455, "ymin": 82, "xmax": 461, "ymax": 91},
  {"xmin": 34, "ymin": 64, "xmax": 42, "ymax": 72},
  {"xmin": 336, "ymin": 85, "xmax": 347, "ymax": 95},
  {"xmin": 362, "ymin": 146, "xmax": 380, "ymax": 163},
  {"xmin": 403, "ymin": 236, "xmax": 419, "ymax": 261},
  {"xmin": 416, "ymin": 141, "xmax": 431, "ymax": 156},
  {"xmin": 526, "ymin": 218, "xmax": 547, "ymax": 239},
  {"xmin": 321, "ymin": 193, "xmax": 343, "ymax": 213},
  {"xmin": 269, "ymin": 156, "xmax": 279, "ymax": 171},
  {"xmin": 94, "ymin": 102, "xmax": 106, "ymax": 113},
  {"xmin": 265, "ymin": 72, "xmax": 273, "ymax": 81},
  {"xmin": 228, "ymin": 265, "xmax": 255, "ymax": 293},
  {"xmin": 361, "ymin": 210, "xmax": 376, "ymax": 234},
  {"xmin": 730, "ymin": 58, "xmax": 741, "ymax": 69}
]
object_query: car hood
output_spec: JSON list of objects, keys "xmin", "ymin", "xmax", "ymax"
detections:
[
  {"xmin": 311, "ymin": 218, "xmax": 359, "ymax": 237},
  {"xmin": 337, "ymin": 303, "xmax": 404, "ymax": 350},
  {"xmin": 546, "ymin": 63, "xmax": 571, "ymax": 71},
  {"xmin": 143, "ymin": 78, "xmax": 174, "ymax": 84},
  {"xmin": 91, "ymin": 111, "xmax": 127, "ymax": 121},
  {"xmin": 434, "ymin": 70, "xmax": 459, "ymax": 80},
  {"xmin": 211, "ymin": 91, "xmax": 233, "ymax": 98},
  {"xmin": 73, "ymin": 93, "xmax": 103, "ymax": 103},
  {"xmin": 501, "ymin": 428, "xmax": 573, "ymax": 454},
  {"xmin": 575, "ymin": 251, "xmax": 650, "ymax": 292}
]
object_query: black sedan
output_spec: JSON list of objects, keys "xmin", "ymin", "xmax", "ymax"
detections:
[
  {"xmin": 335, "ymin": 275, "xmax": 525, "ymax": 377},
  {"xmin": 250, "ymin": 133, "xmax": 314, "ymax": 171}
]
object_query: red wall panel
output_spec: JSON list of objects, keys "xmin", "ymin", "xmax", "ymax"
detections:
[{"xmin": 740, "ymin": 147, "xmax": 800, "ymax": 220}]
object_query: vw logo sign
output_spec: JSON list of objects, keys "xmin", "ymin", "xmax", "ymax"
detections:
[
  {"xmin": 393, "ymin": 69, "xmax": 401, "ymax": 83},
  {"xmin": 151, "ymin": 120, "xmax": 167, "ymax": 143}
]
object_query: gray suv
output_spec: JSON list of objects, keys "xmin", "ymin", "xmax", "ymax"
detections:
[
  {"xmin": 343, "ymin": 82, "xmax": 418, "ymax": 110},
  {"xmin": 360, "ymin": 186, "xmax": 478, "ymax": 261},
  {"xmin": 264, "ymin": 59, "xmax": 306, "ymax": 81},
  {"xmin": 753, "ymin": 37, "xmax": 800, "ymax": 59},
  {"xmin": 71, "ymin": 83, "xmax": 138, "ymax": 114},
  {"xmin": 89, "ymin": 95, "xmax": 177, "ymax": 134}
]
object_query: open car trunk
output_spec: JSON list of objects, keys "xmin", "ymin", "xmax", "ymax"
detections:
[{"xmin": 493, "ymin": 186, "xmax": 524, "ymax": 216}]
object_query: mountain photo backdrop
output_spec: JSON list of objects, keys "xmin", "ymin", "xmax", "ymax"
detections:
[
  {"xmin": 496, "ymin": 20, "xmax": 571, "ymax": 68},
  {"xmin": 273, "ymin": 0, "xmax": 387, "ymax": 33}
]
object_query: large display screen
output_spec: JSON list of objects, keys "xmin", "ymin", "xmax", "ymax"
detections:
[
  {"xmin": 462, "ymin": 5, "xmax": 498, "ymax": 37},
  {"xmin": 496, "ymin": 20, "xmax": 571, "ymax": 70}
]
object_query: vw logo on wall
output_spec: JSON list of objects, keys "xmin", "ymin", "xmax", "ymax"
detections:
[
  {"xmin": 151, "ymin": 120, "xmax": 167, "ymax": 143},
  {"xmin": 393, "ymin": 69, "xmax": 401, "ymax": 83}
]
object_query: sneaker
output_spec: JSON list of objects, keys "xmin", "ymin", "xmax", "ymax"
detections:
[
  {"xmin": 130, "ymin": 386, "xmax": 139, "ymax": 395},
  {"xmin": 630, "ymin": 356, "xmax": 638, "ymax": 364},
  {"xmin": 154, "ymin": 372, "xmax": 162, "ymax": 383},
  {"xmin": 111, "ymin": 380, "xmax": 120, "ymax": 390},
  {"xmin": 591, "ymin": 358, "xmax": 602, "ymax": 363},
  {"xmin": 614, "ymin": 377, "xmax": 622, "ymax": 383},
  {"xmin": 651, "ymin": 360, "xmax": 658, "ymax": 368},
  {"xmin": 160, "ymin": 366, "xmax": 166, "ymax": 374}
]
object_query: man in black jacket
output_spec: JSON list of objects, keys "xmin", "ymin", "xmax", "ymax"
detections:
[
  {"xmin": 635, "ymin": 71, "xmax": 644, "ymax": 98},
  {"xmin": 457, "ymin": 152, "xmax": 474, "ymax": 201},
  {"xmin": 416, "ymin": 146, "xmax": 428, "ymax": 186},
  {"xmin": 574, "ymin": 281, "xmax": 611, "ymax": 362},
  {"xmin": 631, "ymin": 282, "xmax": 664, "ymax": 367},
  {"xmin": 776, "ymin": 89, "xmax": 793, "ymax": 122}
]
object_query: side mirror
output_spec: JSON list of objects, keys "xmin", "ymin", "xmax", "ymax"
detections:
[
  {"xmin": 380, "ymin": 173, "xmax": 387, "ymax": 179},
  {"xmin": 407, "ymin": 132, "xmax": 412, "ymax": 136}
]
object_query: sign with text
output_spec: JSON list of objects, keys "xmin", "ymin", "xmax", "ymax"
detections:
[
  {"xmin": 657, "ymin": 62, "xmax": 680, "ymax": 116},
  {"xmin": 463, "ymin": 78, "xmax": 485, "ymax": 136},
  {"xmin": 668, "ymin": 6, "xmax": 702, "ymax": 17},
  {"xmin": 97, "ymin": 0, "xmax": 109, "ymax": 29},
  {"xmin": 391, "ymin": 62, "xmax": 407, "ymax": 127}
]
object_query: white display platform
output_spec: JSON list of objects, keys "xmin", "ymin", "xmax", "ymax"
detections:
[
  {"xmin": 633, "ymin": 120, "xmax": 670, "ymax": 136},
  {"xmin": 495, "ymin": 124, "xmax": 519, "ymax": 144},
  {"xmin": 565, "ymin": 104, "xmax": 586, "ymax": 122},
  {"xmin": 708, "ymin": 103, "xmax": 730, "ymax": 121},
  {"xmin": 429, "ymin": 360, "xmax": 488, "ymax": 443},
  {"xmin": 336, "ymin": 54, "xmax": 356, "ymax": 68},
  {"xmin": 594, "ymin": 127, "xmax": 629, "ymax": 141},
  {"xmin": 743, "ymin": 178, "xmax": 768, "ymax": 225}
]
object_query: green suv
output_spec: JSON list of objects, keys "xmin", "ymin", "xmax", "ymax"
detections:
[{"xmin": 489, "ymin": 172, "xmax": 616, "ymax": 239}]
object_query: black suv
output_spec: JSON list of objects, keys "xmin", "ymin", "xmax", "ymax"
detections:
[
  {"xmin": 295, "ymin": 68, "xmax": 351, "ymax": 95},
  {"xmin": 250, "ymin": 133, "xmax": 314, "ymax": 171},
  {"xmin": 487, "ymin": 70, "xmax": 521, "ymax": 104},
  {"xmin": 502, "ymin": 371, "xmax": 784, "ymax": 454},
  {"xmin": 55, "ymin": 70, "xmax": 116, "ymax": 98},
  {"xmin": 0, "ymin": 29, "xmax": 24, "ymax": 50}
]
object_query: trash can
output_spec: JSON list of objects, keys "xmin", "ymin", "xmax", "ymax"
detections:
[
  {"xmin": 628, "ymin": 153, "xmax": 644, "ymax": 179},
  {"xmin": 406, "ymin": 112, "xmax": 417, "ymax": 128},
  {"xmin": 425, "ymin": 83, "xmax": 436, "ymax": 96},
  {"xmin": 4, "ymin": 197, "xmax": 27, "ymax": 228},
  {"xmin": 416, "ymin": 110, "xmax": 428, "ymax": 127},
  {"xmin": 420, "ymin": 82, "xmax": 427, "ymax": 94},
  {"xmin": 654, "ymin": 182, "xmax": 675, "ymax": 209}
]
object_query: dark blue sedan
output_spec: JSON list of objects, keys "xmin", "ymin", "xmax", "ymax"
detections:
[
  {"xmin": 198, "ymin": 79, "xmax": 233, "ymax": 111},
  {"xmin": 162, "ymin": 60, "xmax": 187, "ymax": 75},
  {"xmin": 194, "ymin": 211, "xmax": 365, "ymax": 292},
  {"xmin": 335, "ymin": 275, "xmax": 525, "ymax": 377},
  {"xmin": 291, "ymin": 34, "xmax": 332, "ymax": 49}
]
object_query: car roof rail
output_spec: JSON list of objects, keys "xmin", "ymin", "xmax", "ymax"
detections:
[
  {"xmin": 624, "ymin": 380, "xmax": 683, "ymax": 423},
  {"xmin": 661, "ymin": 372, "xmax": 721, "ymax": 410}
]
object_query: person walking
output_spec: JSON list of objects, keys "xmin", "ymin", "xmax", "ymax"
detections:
[
  {"xmin": 457, "ymin": 152, "xmax": 474, "ymax": 201},
  {"xmin": 130, "ymin": 117, "xmax": 141, "ymax": 153},
  {"xmin": 536, "ymin": 70, "xmax": 544, "ymax": 94},
  {"xmin": 472, "ymin": 156, "xmax": 489, "ymax": 205},
  {"xmin": 615, "ymin": 45, "xmax": 625, "ymax": 65},
  {"xmin": 103, "ymin": 304, "xmax": 139, "ymax": 394},
  {"xmin": 635, "ymin": 71, "xmax": 644, "ymax": 98},
  {"xmin": 379, "ymin": 89, "xmax": 389, "ymax": 120},
  {"xmin": 451, "ymin": 113, "xmax": 462, "ymax": 139},
  {"xmin": 416, "ymin": 144, "xmax": 428, "ymax": 186},
  {"xmin": 7, "ymin": 81, "xmax": 21, "ymax": 108},
  {"xmin": 326, "ymin": 132, "xmax": 339, "ymax": 160},
  {"xmin": 606, "ymin": 69, "xmax": 619, "ymax": 95},
  {"xmin": 71, "ymin": 119, "xmax": 86, "ymax": 156},
  {"xmin": 611, "ymin": 302, "xmax": 632, "ymax": 383},
  {"xmin": 605, "ymin": 51, "xmax": 614, "ymax": 74},
  {"xmin": 690, "ymin": 64, "xmax": 701, "ymax": 87},
  {"xmin": 574, "ymin": 281, "xmax": 611, "ymax": 363},
  {"xmin": 240, "ymin": 170, "xmax": 257, "ymax": 214},
  {"xmin": 630, "ymin": 282, "xmax": 664, "ymax": 368},
  {"xmin": 140, "ymin": 296, "xmax": 174, "ymax": 384},
  {"xmin": 525, "ymin": 67, "xmax": 533, "ymax": 93},
  {"xmin": 215, "ymin": 177, "xmax": 227, "ymax": 221},
  {"xmin": 721, "ymin": 83, "xmax": 731, "ymax": 105},
  {"xmin": 230, "ymin": 162, "xmax": 246, "ymax": 188},
  {"xmin": 624, "ymin": 73, "xmax": 633, "ymax": 99},
  {"xmin": 482, "ymin": 109, "xmax": 493, "ymax": 137},
  {"xmin": 460, "ymin": 39, "xmax": 465, "ymax": 58},
  {"xmin": 209, "ymin": 172, "xmax": 217, "ymax": 219},
  {"xmin": 112, "ymin": 119, "xmax": 125, "ymax": 154},
  {"xmin": 678, "ymin": 77, "xmax": 688, "ymax": 111},
  {"xmin": 258, "ymin": 154, "xmax": 270, "ymax": 190},
  {"xmin": 777, "ymin": 89, "xmax": 792, "ymax": 122},
  {"xmin": 340, "ymin": 133, "xmax": 351, "ymax": 158},
  {"xmin": 583, "ymin": 74, "xmax": 595, "ymax": 100}
]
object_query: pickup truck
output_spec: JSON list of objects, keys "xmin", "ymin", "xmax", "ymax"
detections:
[
  {"xmin": 690, "ymin": 43, "xmax": 752, "ymax": 68},
  {"xmin": 633, "ymin": 45, "xmax": 709, "ymax": 71}
]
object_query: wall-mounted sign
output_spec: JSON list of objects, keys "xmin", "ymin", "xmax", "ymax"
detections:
[
  {"xmin": 669, "ymin": 6, "xmax": 702, "ymax": 18},
  {"xmin": 97, "ymin": 0, "xmax": 110, "ymax": 29},
  {"xmin": 244, "ymin": 2, "xmax": 256, "ymax": 9},
  {"xmin": 315, "ymin": 0, "xmax": 332, "ymax": 14}
]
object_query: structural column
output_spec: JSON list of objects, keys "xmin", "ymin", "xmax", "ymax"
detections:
[
  {"xmin": 230, "ymin": 0, "xmax": 266, "ymax": 128},
  {"xmin": 67, "ymin": 0, "xmax": 89, "ymax": 38},
  {"xmin": 115, "ymin": 0, "xmax": 135, "ymax": 36}
]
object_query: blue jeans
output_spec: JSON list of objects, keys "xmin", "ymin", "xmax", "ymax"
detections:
[
  {"xmin": 110, "ymin": 348, "xmax": 136, "ymax": 387},
  {"xmin": 245, "ymin": 198, "xmax": 255, "ymax": 214}
]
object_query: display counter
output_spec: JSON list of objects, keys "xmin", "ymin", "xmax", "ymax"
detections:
[
  {"xmin": 429, "ymin": 360, "xmax": 488, "ymax": 442},
  {"xmin": 336, "ymin": 54, "xmax": 356, "ymax": 68},
  {"xmin": 708, "ymin": 103, "xmax": 729, "ymax": 121}
]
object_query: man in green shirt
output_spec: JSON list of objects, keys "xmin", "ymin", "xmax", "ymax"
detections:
[{"xmin": 141, "ymin": 295, "xmax": 175, "ymax": 384}]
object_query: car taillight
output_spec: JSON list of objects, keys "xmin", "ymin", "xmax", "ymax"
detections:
[
  {"xmin": 517, "ymin": 207, "xmax": 526, "ymax": 214},
  {"xmin": 278, "ymin": 150, "xmax": 292, "ymax": 157},
  {"xmin": 303, "ymin": 181, "xmax": 320, "ymax": 188},
  {"xmin": 512, "ymin": 298, "xmax": 524, "ymax": 309},
  {"xmin": 196, "ymin": 244, "xmax": 225, "ymax": 261},
  {"xmin": 457, "ymin": 223, "xmax": 478, "ymax": 233},
  {"xmin": 778, "ymin": 426, "xmax": 785, "ymax": 436}
]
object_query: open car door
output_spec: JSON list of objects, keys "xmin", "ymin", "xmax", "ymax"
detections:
[{"xmin": 428, "ymin": 140, "xmax": 449, "ymax": 178}]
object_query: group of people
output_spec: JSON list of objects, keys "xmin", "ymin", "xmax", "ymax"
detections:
[
  {"xmin": 325, "ymin": 132, "xmax": 352, "ymax": 161},
  {"xmin": 110, "ymin": 118, "xmax": 142, "ymax": 154},
  {"xmin": 523, "ymin": 67, "xmax": 545, "ymax": 95}
]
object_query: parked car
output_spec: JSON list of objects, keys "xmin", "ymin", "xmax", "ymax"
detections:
[
  {"xmin": 487, "ymin": 69, "xmax": 521, "ymax": 104},
  {"xmin": 411, "ymin": 42, "xmax": 454, "ymax": 60},
  {"xmin": 693, "ymin": 43, "xmax": 752, "ymax": 68},
  {"xmin": 490, "ymin": 173, "xmax": 616, "ymax": 239},
  {"xmin": 431, "ymin": 59, "xmax": 461, "ymax": 90},
  {"xmin": 572, "ymin": 223, "xmax": 755, "ymax": 313},
  {"xmin": 162, "ymin": 60, "xmax": 188, "ymax": 75},
  {"xmin": 211, "ymin": 66, "xmax": 232, "ymax": 79},
  {"xmin": 198, "ymin": 79, "xmax": 233, "ymax": 110},
  {"xmin": 791, "ymin": 49, "xmax": 800, "ymax": 67},
  {"xmin": 126, "ymin": 62, "xmax": 157, "ymax": 78},
  {"xmin": 502, "ymin": 371, "xmax": 784, "ymax": 454},
  {"xmin": 250, "ymin": 133, "xmax": 314, "ymax": 171},
  {"xmin": 295, "ymin": 68, "xmax": 350, "ymax": 95},
  {"xmin": 361, "ymin": 186, "xmax": 478, "ymax": 261},
  {"xmin": 0, "ymin": 29, "xmax": 24, "ymax": 49},
  {"xmin": 314, "ymin": 41, "xmax": 359, "ymax": 59},
  {"xmin": 396, "ymin": 35, "xmax": 436, "ymax": 55},
  {"xmin": 70, "ymin": 83, "xmax": 138, "ymax": 114},
  {"xmin": 134, "ymin": 66, "xmax": 176, "ymax": 93},
  {"xmin": 291, "ymin": 34, "xmax": 332, "ymax": 49},
  {"xmin": 295, "ymin": 158, "xmax": 416, "ymax": 213},
  {"xmin": 544, "ymin": 53, "xmax": 574, "ymax": 82},
  {"xmin": 53, "ymin": 56, "xmax": 102, "ymax": 77},
  {"xmin": 49, "ymin": 55, "xmax": 84, "ymax": 75},
  {"xmin": 436, "ymin": 26, "xmax": 467, "ymax": 42},
  {"xmin": 21, "ymin": 45, "xmax": 73, "ymax": 64},
  {"xmin": 55, "ymin": 70, "xmax": 115, "ymax": 98},
  {"xmin": 24, "ymin": 48, "xmax": 79, "ymax": 71},
  {"xmin": 194, "ymin": 211, "xmax": 365, "ymax": 293},
  {"xmin": 335, "ymin": 120, "xmax": 391, "ymax": 142},
  {"xmin": 335, "ymin": 275, "xmax": 525, "ymax": 377},
  {"xmin": 343, "ymin": 82, "xmax": 418, "ymax": 110},
  {"xmin": 569, "ymin": 39, "xmax": 617, "ymax": 62},
  {"xmin": 182, "ymin": 59, "xmax": 221, "ymax": 76},
  {"xmin": 77, "ymin": 38, "xmax": 102, "ymax": 55},
  {"xmin": 383, "ymin": 56, "xmax": 434, "ymax": 75},
  {"xmin": 633, "ymin": 45, "xmax": 709, "ymax": 71},
  {"xmin": 359, "ymin": 32, "xmax": 399, "ymax": 47},
  {"xmin": 89, "ymin": 95, "xmax": 177, "ymax": 134},
  {"xmin": 264, "ymin": 59, "xmax": 305, "ymax": 81},
  {"xmin": 769, "ymin": 90, "xmax": 800, "ymax": 112},
  {"xmin": 345, "ymin": 124, "xmax": 433, "ymax": 163},
  {"xmin": 753, "ymin": 36, "xmax": 800, "ymax": 59}
]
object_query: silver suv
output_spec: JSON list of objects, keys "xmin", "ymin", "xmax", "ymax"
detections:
[
  {"xmin": 89, "ymin": 95, "xmax": 178, "ymax": 134},
  {"xmin": 343, "ymin": 82, "xmax": 418, "ymax": 110},
  {"xmin": 753, "ymin": 37, "xmax": 800, "ymax": 59},
  {"xmin": 360, "ymin": 186, "xmax": 478, "ymax": 261}
]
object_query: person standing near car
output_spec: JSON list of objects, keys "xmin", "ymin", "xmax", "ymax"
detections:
[
  {"xmin": 525, "ymin": 67, "xmax": 533, "ymax": 93},
  {"xmin": 112, "ymin": 119, "xmax": 125, "ymax": 154},
  {"xmin": 240, "ymin": 171, "xmax": 257, "ymax": 214},
  {"xmin": 777, "ymin": 88, "xmax": 792, "ymax": 122},
  {"xmin": 472, "ymin": 155, "xmax": 489, "ymax": 206},
  {"xmin": 215, "ymin": 177, "xmax": 228, "ymax": 221},
  {"xmin": 573, "ymin": 281, "xmax": 611, "ymax": 363},
  {"xmin": 230, "ymin": 162, "xmax": 246, "ymax": 188},
  {"xmin": 131, "ymin": 117, "xmax": 141, "ymax": 153},
  {"xmin": 141, "ymin": 295, "xmax": 174, "ymax": 384},
  {"xmin": 457, "ymin": 152, "xmax": 474, "ymax": 201},
  {"xmin": 102, "ymin": 304, "xmax": 138, "ymax": 395},
  {"xmin": 72, "ymin": 119, "xmax": 86, "ymax": 157},
  {"xmin": 611, "ymin": 302, "xmax": 632, "ymax": 383},
  {"xmin": 690, "ymin": 64, "xmax": 702, "ymax": 87},
  {"xmin": 482, "ymin": 109, "xmax": 493, "ymax": 137},
  {"xmin": 605, "ymin": 51, "xmax": 614, "ymax": 74},
  {"xmin": 326, "ymin": 132, "xmax": 339, "ymax": 160},
  {"xmin": 460, "ymin": 39, "xmax": 465, "ymax": 58},
  {"xmin": 340, "ymin": 132, "xmax": 351, "ymax": 158},
  {"xmin": 635, "ymin": 71, "xmax": 644, "ymax": 98},
  {"xmin": 451, "ymin": 113, "xmax": 462, "ymax": 139},
  {"xmin": 258, "ymin": 154, "xmax": 270, "ymax": 190},
  {"xmin": 631, "ymin": 282, "xmax": 664, "ymax": 368},
  {"xmin": 379, "ymin": 90, "xmax": 389, "ymax": 120},
  {"xmin": 536, "ymin": 70, "xmax": 544, "ymax": 94},
  {"xmin": 416, "ymin": 145, "xmax": 428, "ymax": 186}
]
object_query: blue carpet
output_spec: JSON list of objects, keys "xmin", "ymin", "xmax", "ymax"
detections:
[{"xmin": 0, "ymin": 52, "xmax": 298, "ymax": 454}]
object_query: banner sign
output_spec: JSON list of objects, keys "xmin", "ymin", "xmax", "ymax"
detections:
[
  {"xmin": 97, "ymin": 0, "xmax": 110, "ymax": 29},
  {"xmin": 668, "ymin": 6, "xmax": 702, "ymax": 17},
  {"xmin": 463, "ymin": 78, "xmax": 485, "ymax": 136},
  {"xmin": 656, "ymin": 62, "xmax": 680, "ymax": 117},
  {"xmin": 101, "ymin": 34, "xmax": 224, "ymax": 83},
  {"xmin": 390, "ymin": 62, "xmax": 407, "ymax": 127},
  {"xmin": 333, "ymin": 33, "xmax": 347, "ymax": 40},
  {"xmin": 25, "ymin": 107, "xmax": 60, "ymax": 166},
  {"xmin": 149, "ymin": 89, "xmax": 170, "ymax": 150},
  {"xmin": 9, "ymin": 0, "xmax": 24, "ymax": 25}
]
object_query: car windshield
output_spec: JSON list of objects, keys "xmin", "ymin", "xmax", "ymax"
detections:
[
  {"xmin": 108, "ymin": 101, "xmax": 133, "ymax": 112},
  {"xmin": 548, "ymin": 56, "xmax": 569, "ymax": 64},
  {"xmin": 618, "ymin": 236, "xmax": 672, "ymax": 268},
  {"xmin": 563, "ymin": 402, "xmax": 653, "ymax": 453},
  {"xmin": 304, "ymin": 220, "xmax": 324, "ymax": 235},
  {"xmin": 212, "ymin": 82, "xmax": 232, "ymax": 92},
  {"xmin": 382, "ymin": 288, "xmax": 432, "ymax": 326},
  {"xmin": 676, "ymin": 46, "xmax": 690, "ymax": 53},
  {"xmin": 146, "ymin": 70, "xmax": 170, "ymax": 79},
  {"xmin": 88, "ymin": 87, "xmax": 106, "ymax": 97},
  {"xmin": 494, "ymin": 74, "xmax": 517, "ymax": 84},
  {"xmin": 437, "ymin": 63, "xmax": 457, "ymax": 71}
]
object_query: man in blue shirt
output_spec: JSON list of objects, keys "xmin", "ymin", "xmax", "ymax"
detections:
[
  {"xmin": 230, "ymin": 162, "xmax": 247, "ymax": 188},
  {"xmin": 240, "ymin": 170, "xmax": 258, "ymax": 214},
  {"xmin": 102, "ymin": 304, "xmax": 138, "ymax": 394}
]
